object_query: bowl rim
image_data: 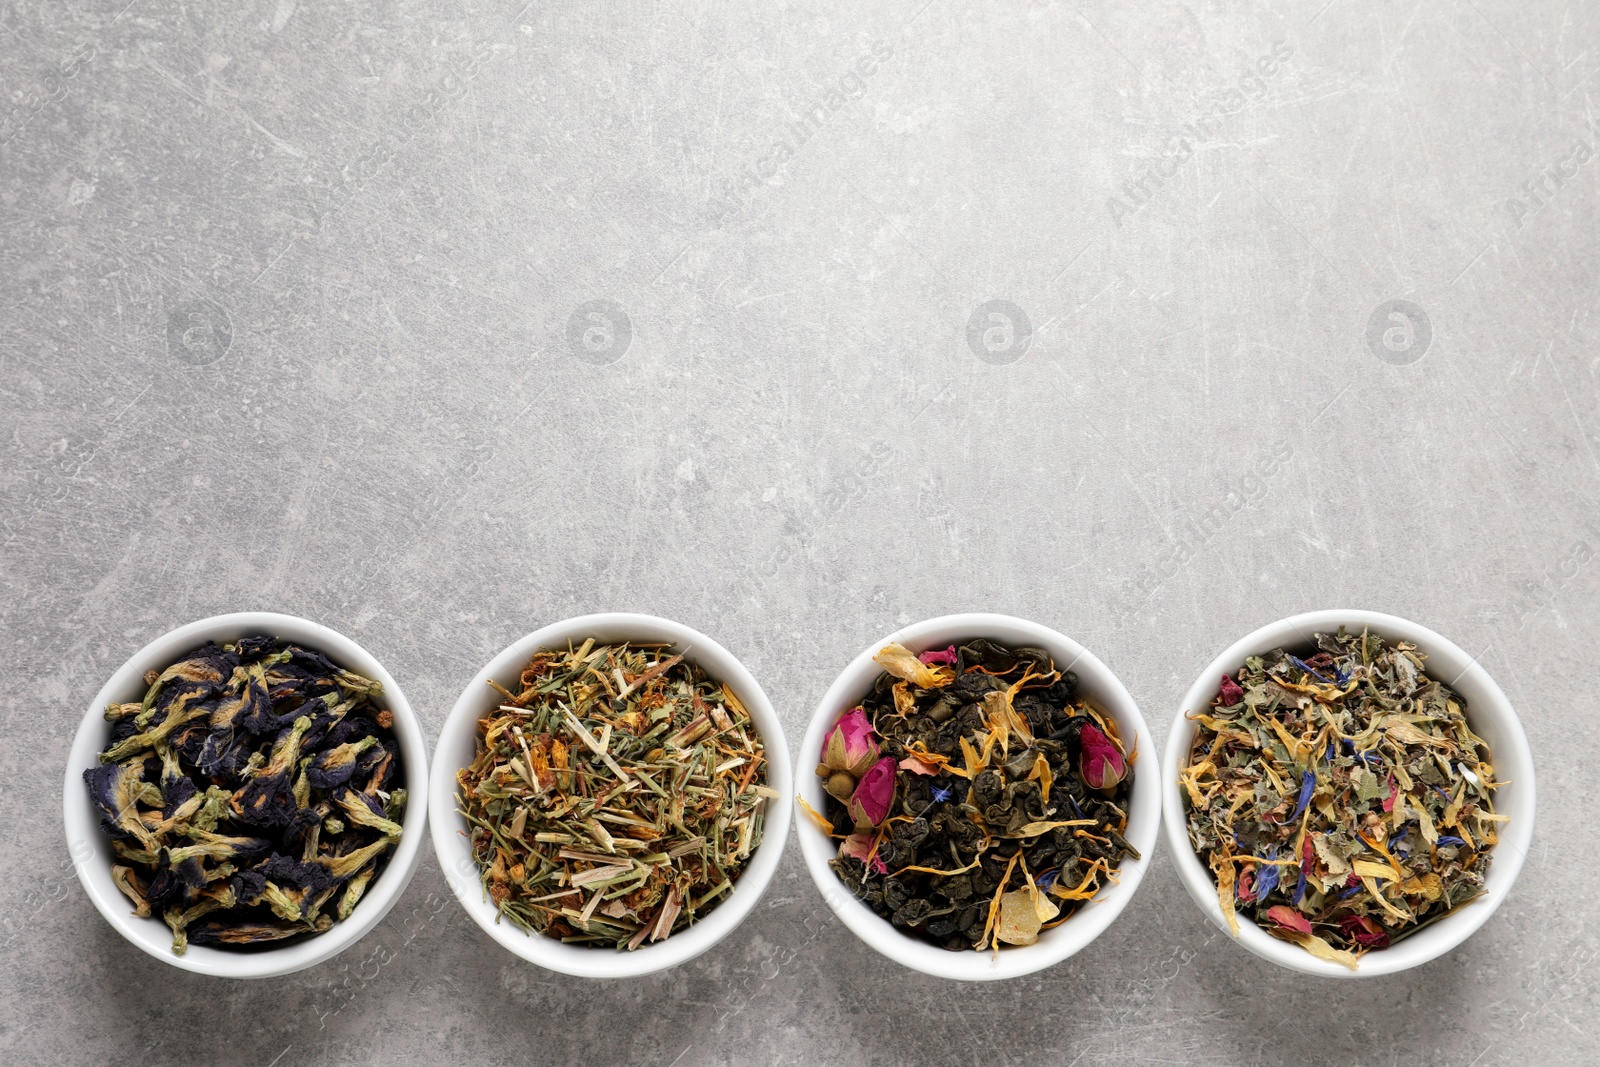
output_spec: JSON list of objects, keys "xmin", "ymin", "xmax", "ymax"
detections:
[
  {"xmin": 1160, "ymin": 608, "xmax": 1537, "ymax": 978},
  {"xmin": 62, "ymin": 611, "xmax": 431, "ymax": 979},
  {"xmin": 793, "ymin": 612, "xmax": 1161, "ymax": 981},
  {"xmin": 427, "ymin": 612, "xmax": 792, "ymax": 979}
]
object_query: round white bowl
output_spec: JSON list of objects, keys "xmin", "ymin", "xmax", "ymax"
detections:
[
  {"xmin": 63, "ymin": 611, "xmax": 430, "ymax": 979},
  {"xmin": 1162, "ymin": 609, "xmax": 1536, "ymax": 978},
  {"xmin": 429, "ymin": 613, "xmax": 792, "ymax": 979},
  {"xmin": 795, "ymin": 613, "xmax": 1160, "ymax": 981}
]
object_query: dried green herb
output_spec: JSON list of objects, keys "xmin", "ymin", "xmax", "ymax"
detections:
[
  {"xmin": 457, "ymin": 640, "xmax": 775, "ymax": 949},
  {"xmin": 806, "ymin": 639, "xmax": 1139, "ymax": 952},
  {"xmin": 84, "ymin": 637, "xmax": 404, "ymax": 953},
  {"xmin": 1180, "ymin": 628, "xmax": 1504, "ymax": 968}
]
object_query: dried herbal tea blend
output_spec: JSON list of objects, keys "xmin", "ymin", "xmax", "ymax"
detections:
[
  {"xmin": 84, "ymin": 638, "xmax": 405, "ymax": 953},
  {"xmin": 1180, "ymin": 628, "xmax": 1505, "ymax": 968},
  {"xmin": 805, "ymin": 639, "xmax": 1139, "ymax": 952},
  {"xmin": 457, "ymin": 640, "xmax": 775, "ymax": 949}
]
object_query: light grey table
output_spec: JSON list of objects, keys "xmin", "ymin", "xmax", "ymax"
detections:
[{"xmin": 3, "ymin": 2, "xmax": 1595, "ymax": 1064}]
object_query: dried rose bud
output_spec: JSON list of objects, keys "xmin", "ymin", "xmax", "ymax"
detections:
[
  {"xmin": 847, "ymin": 757, "xmax": 897, "ymax": 829},
  {"xmin": 917, "ymin": 644, "xmax": 957, "ymax": 666},
  {"xmin": 1078, "ymin": 724, "xmax": 1126, "ymax": 793},
  {"xmin": 819, "ymin": 707, "xmax": 880, "ymax": 778},
  {"xmin": 824, "ymin": 770, "xmax": 857, "ymax": 803},
  {"xmin": 1218, "ymin": 673, "xmax": 1244, "ymax": 707}
]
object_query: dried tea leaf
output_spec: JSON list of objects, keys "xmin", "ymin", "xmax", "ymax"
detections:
[
  {"xmin": 457, "ymin": 642, "xmax": 768, "ymax": 949},
  {"xmin": 1181, "ymin": 629, "xmax": 1499, "ymax": 965},
  {"xmin": 83, "ymin": 638, "xmax": 403, "ymax": 954},
  {"xmin": 814, "ymin": 638, "xmax": 1136, "ymax": 953}
]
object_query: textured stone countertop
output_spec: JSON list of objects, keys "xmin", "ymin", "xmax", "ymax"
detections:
[{"xmin": 2, "ymin": 1, "xmax": 1596, "ymax": 1064}]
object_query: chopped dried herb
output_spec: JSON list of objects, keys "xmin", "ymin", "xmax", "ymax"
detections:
[
  {"xmin": 84, "ymin": 638, "xmax": 405, "ymax": 953},
  {"xmin": 1180, "ymin": 628, "xmax": 1504, "ymax": 968},
  {"xmin": 457, "ymin": 640, "xmax": 775, "ymax": 949},
  {"xmin": 808, "ymin": 639, "xmax": 1139, "ymax": 952}
]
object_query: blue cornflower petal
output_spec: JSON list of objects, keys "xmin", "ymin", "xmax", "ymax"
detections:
[
  {"xmin": 1036, "ymin": 869, "xmax": 1059, "ymax": 892},
  {"xmin": 1436, "ymin": 835, "xmax": 1466, "ymax": 847},
  {"xmin": 1288, "ymin": 771, "xmax": 1316, "ymax": 824},
  {"xmin": 1289, "ymin": 655, "xmax": 1333, "ymax": 683},
  {"xmin": 930, "ymin": 785, "xmax": 953, "ymax": 803},
  {"xmin": 1255, "ymin": 862, "xmax": 1281, "ymax": 902}
]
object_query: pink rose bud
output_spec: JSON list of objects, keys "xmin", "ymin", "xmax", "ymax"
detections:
[
  {"xmin": 1218, "ymin": 673, "xmax": 1244, "ymax": 707},
  {"xmin": 819, "ymin": 707, "xmax": 880, "ymax": 778},
  {"xmin": 918, "ymin": 645, "xmax": 958, "ymax": 666},
  {"xmin": 847, "ymin": 757, "xmax": 898, "ymax": 828},
  {"xmin": 1078, "ymin": 724, "xmax": 1126, "ymax": 793}
]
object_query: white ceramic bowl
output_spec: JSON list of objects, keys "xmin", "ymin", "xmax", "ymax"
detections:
[
  {"xmin": 1162, "ymin": 609, "xmax": 1536, "ymax": 978},
  {"xmin": 795, "ymin": 613, "xmax": 1160, "ymax": 981},
  {"xmin": 63, "ymin": 612, "xmax": 430, "ymax": 979},
  {"xmin": 429, "ymin": 613, "xmax": 792, "ymax": 978}
]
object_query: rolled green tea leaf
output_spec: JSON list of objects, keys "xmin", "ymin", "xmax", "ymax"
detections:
[{"xmin": 813, "ymin": 640, "xmax": 1138, "ymax": 952}]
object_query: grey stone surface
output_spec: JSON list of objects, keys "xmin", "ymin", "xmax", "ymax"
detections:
[{"xmin": 2, "ymin": 0, "xmax": 1597, "ymax": 1063}]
